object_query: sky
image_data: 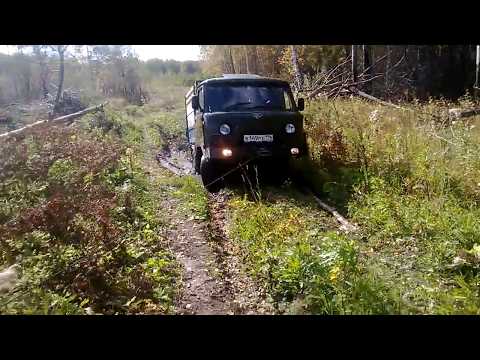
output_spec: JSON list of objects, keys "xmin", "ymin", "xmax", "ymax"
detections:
[
  {"xmin": 0, "ymin": 45, "xmax": 201, "ymax": 61},
  {"xmin": 131, "ymin": 45, "xmax": 200, "ymax": 61}
]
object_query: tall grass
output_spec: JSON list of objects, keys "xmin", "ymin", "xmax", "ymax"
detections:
[
  {"xmin": 228, "ymin": 95, "xmax": 480, "ymax": 314},
  {"xmin": 0, "ymin": 102, "xmax": 184, "ymax": 314}
]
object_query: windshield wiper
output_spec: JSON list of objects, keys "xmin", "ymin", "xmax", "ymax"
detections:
[
  {"xmin": 244, "ymin": 105, "xmax": 283, "ymax": 110},
  {"xmin": 223, "ymin": 102, "xmax": 252, "ymax": 111}
]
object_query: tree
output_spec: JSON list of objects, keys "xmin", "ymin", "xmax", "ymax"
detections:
[
  {"xmin": 31, "ymin": 46, "xmax": 50, "ymax": 99},
  {"xmin": 50, "ymin": 45, "xmax": 68, "ymax": 113},
  {"xmin": 10, "ymin": 53, "xmax": 33, "ymax": 101},
  {"xmin": 244, "ymin": 45, "xmax": 258, "ymax": 74},
  {"xmin": 362, "ymin": 45, "xmax": 372, "ymax": 93},
  {"xmin": 164, "ymin": 60, "xmax": 181, "ymax": 74},
  {"xmin": 351, "ymin": 45, "xmax": 358, "ymax": 82},
  {"xmin": 290, "ymin": 45, "xmax": 303, "ymax": 91},
  {"xmin": 181, "ymin": 60, "xmax": 200, "ymax": 74},
  {"xmin": 475, "ymin": 45, "xmax": 479, "ymax": 91},
  {"xmin": 146, "ymin": 59, "xmax": 167, "ymax": 75},
  {"xmin": 224, "ymin": 46, "xmax": 236, "ymax": 74}
]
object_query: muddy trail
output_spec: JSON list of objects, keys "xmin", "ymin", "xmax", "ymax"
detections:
[
  {"xmin": 143, "ymin": 126, "xmax": 275, "ymax": 315},
  {"xmin": 167, "ymin": 187, "xmax": 274, "ymax": 315}
]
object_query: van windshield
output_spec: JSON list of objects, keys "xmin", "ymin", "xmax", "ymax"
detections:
[{"xmin": 205, "ymin": 83, "xmax": 294, "ymax": 113}]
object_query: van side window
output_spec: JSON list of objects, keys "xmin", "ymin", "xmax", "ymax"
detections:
[
  {"xmin": 284, "ymin": 90, "xmax": 293, "ymax": 111},
  {"xmin": 198, "ymin": 87, "xmax": 205, "ymax": 111}
]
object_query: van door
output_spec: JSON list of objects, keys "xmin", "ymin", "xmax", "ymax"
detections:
[{"xmin": 195, "ymin": 85, "xmax": 205, "ymax": 151}]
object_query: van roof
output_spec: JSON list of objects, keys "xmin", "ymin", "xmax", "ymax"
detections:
[{"xmin": 198, "ymin": 74, "xmax": 289, "ymax": 86}]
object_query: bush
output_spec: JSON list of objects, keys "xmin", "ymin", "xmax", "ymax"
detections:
[
  {"xmin": 226, "ymin": 97, "xmax": 480, "ymax": 314},
  {"xmin": 0, "ymin": 112, "xmax": 178, "ymax": 314}
]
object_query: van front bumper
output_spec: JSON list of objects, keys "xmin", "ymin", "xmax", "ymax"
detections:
[{"xmin": 208, "ymin": 143, "xmax": 306, "ymax": 162}]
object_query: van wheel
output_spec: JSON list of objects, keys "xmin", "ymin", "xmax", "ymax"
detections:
[
  {"xmin": 200, "ymin": 158, "xmax": 223, "ymax": 193},
  {"xmin": 194, "ymin": 148, "xmax": 202, "ymax": 174}
]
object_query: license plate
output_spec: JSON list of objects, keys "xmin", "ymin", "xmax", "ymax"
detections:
[{"xmin": 244, "ymin": 134, "xmax": 274, "ymax": 142}]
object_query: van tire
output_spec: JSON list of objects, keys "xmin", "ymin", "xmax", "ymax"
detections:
[
  {"xmin": 194, "ymin": 147, "xmax": 202, "ymax": 174},
  {"xmin": 200, "ymin": 158, "xmax": 223, "ymax": 193}
]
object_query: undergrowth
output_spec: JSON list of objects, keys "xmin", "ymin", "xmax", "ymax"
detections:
[
  {"xmin": 228, "ymin": 95, "xmax": 480, "ymax": 314},
  {"xmin": 0, "ymin": 105, "xmax": 180, "ymax": 314}
]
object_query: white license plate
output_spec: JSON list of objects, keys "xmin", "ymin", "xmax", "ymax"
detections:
[{"xmin": 244, "ymin": 134, "xmax": 274, "ymax": 142}]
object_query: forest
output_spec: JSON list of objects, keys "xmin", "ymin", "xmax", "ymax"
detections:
[{"xmin": 1, "ymin": 45, "xmax": 480, "ymax": 315}]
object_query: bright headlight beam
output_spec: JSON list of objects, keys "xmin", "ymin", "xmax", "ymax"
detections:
[{"xmin": 222, "ymin": 148, "xmax": 232, "ymax": 157}]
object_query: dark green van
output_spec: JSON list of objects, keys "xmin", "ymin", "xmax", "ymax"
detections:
[{"xmin": 185, "ymin": 74, "xmax": 307, "ymax": 192}]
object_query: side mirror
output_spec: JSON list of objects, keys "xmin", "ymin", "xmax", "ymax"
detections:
[
  {"xmin": 297, "ymin": 98, "xmax": 305, "ymax": 111},
  {"xmin": 191, "ymin": 95, "xmax": 200, "ymax": 110}
]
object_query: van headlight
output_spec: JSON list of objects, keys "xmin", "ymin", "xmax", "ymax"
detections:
[
  {"xmin": 285, "ymin": 123, "xmax": 295, "ymax": 133},
  {"xmin": 219, "ymin": 124, "xmax": 231, "ymax": 135}
]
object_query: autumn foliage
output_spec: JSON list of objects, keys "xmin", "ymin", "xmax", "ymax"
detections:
[{"xmin": 0, "ymin": 116, "xmax": 177, "ymax": 314}]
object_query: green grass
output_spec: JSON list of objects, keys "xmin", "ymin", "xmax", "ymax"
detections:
[
  {"xmin": 0, "ymin": 99, "xmax": 185, "ymax": 315},
  {"xmin": 227, "ymin": 185, "xmax": 405, "ymax": 314},
  {"xmin": 227, "ymin": 95, "xmax": 480, "ymax": 314},
  {"xmin": 171, "ymin": 176, "xmax": 208, "ymax": 221}
]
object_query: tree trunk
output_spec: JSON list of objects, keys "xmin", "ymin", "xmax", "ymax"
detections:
[
  {"xmin": 24, "ymin": 75, "xmax": 31, "ymax": 101},
  {"xmin": 272, "ymin": 46, "xmax": 283, "ymax": 75},
  {"xmin": 40, "ymin": 62, "xmax": 49, "ymax": 99},
  {"xmin": 290, "ymin": 45, "xmax": 303, "ymax": 91},
  {"xmin": 54, "ymin": 46, "xmax": 66, "ymax": 112},
  {"xmin": 257, "ymin": 46, "xmax": 265, "ymax": 75},
  {"xmin": 351, "ymin": 45, "xmax": 358, "ymax": 82},
  {"xmin": 385, "ymin": 45, "xmax": 390, "ymax": 92},
  {"xmin": 32, "ymin": 46, "xmax": 49, "ymax": 99},
  {"xmin": 244, "ymin": 46, "xmax": 250, "ymax": 73},
  {"xmin": 250, "ymin": 45, "xmax": 258, "ymax": 74},
  {"xmin": 475, "ymin": 45, "xmax": 480, "ymax": 90},
  {"xmin": 362, "ymin": 45, "xmax": 372, "ymax": 93},
  {"xmin": 244, "ymin": 45, "xmax": 259, "ymax": 74},
  {"xmin": 225, "ymin": 46, "xmax": 236, "ymax": 74},
  {"xmin": 86, "ymin": 45, "xmax": 97, "ymax": 91}
]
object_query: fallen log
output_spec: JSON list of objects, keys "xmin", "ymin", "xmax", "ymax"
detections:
[
  {"xmin": 355, "ymin": 90, "xmax": 447, "ymax": 121},
  {"xmin": 0, "ymin": 102, "xmax": 108, "ymax": 139},
  {"xmin": 448, "ymin": 108, "xmax": 480, "ymax": 119},
  {"xmin": 355, "ymin": 90, "xmax": 406, "ymax": 110}
]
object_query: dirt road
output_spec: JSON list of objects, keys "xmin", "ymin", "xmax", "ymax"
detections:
[{"xmin": 144, "ymin": 126, "xmax": 274, "ymax": 315}]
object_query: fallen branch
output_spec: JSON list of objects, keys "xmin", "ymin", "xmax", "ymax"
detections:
[
  {"xmin": 358, "ymin": 52, "xmax": 389, "ymax": 78},
  {"xmin": 345, "ymin": 75, "xmax": 385, "ymax": 90},
  {"xmin": 302, "ymin": 187, "xmax": 358, "ymax": 233},
  {"xmin": 155, "ymin": 154, "xmax": 189, "ymax": 176},
  {"xmin": 0, "ymin": 102, "xmax": 108, "ymax": 139},
  {"xmin": 312, "ymin": 195, "xmax": 359, "ymax": 233}
]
